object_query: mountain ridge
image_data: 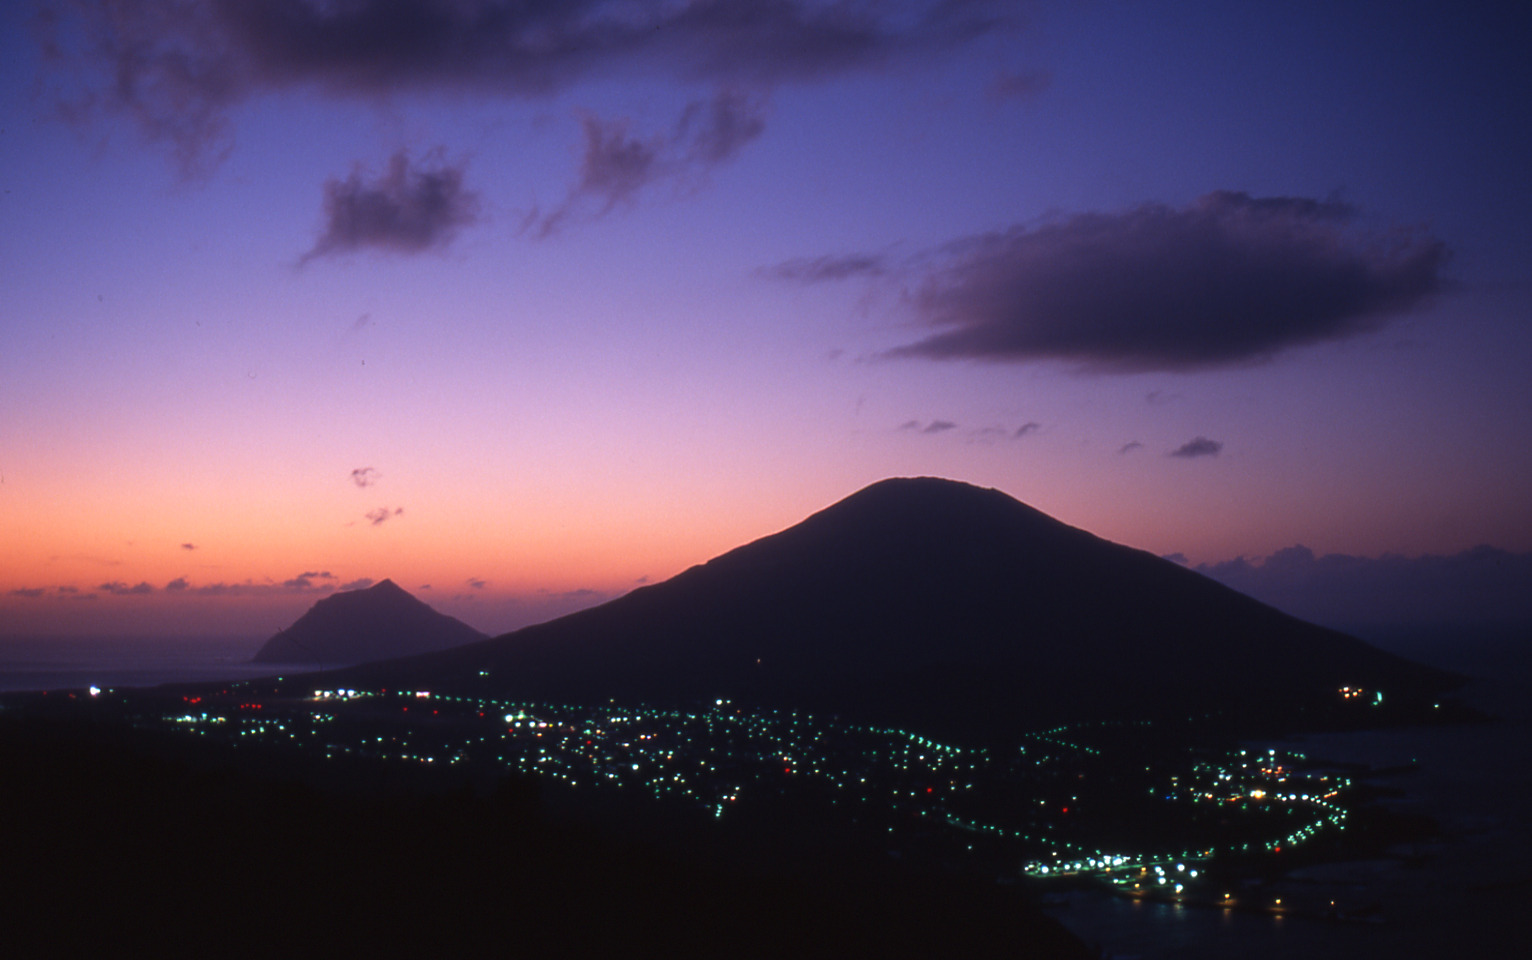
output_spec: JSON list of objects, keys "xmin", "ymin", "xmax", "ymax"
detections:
[{"xmin": 318, "ymin": 478, "xmax": 1457, "ymax": 738}]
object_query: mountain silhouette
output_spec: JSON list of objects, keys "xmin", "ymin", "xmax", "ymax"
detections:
[
  {"xmin": 252, "ymin": 579, "xmax": 486, "ymax": 667},
  {"xmin": 328, "ymin": 479, "xmax": 1456, "ymax": 738}
]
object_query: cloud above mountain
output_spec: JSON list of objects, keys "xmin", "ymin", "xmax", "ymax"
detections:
[
  {"xmin": 39, "ymin": 0, "xmax": 1009, "ymax": 175},
  {"xmin": 775, "ymin": 192, "xmax": 1447, "ymax": 372}
]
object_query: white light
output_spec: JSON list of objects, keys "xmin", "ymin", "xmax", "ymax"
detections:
[{"xmin": 88, "ymin": 686, "xmax": 101, "ymax": 697}]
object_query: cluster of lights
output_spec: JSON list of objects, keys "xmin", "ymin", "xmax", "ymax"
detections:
[
  {"xmin": 1338, "ymin": 685, "xmax": 1384, "ymax": 706},
  {"xmin": 138, "ymin": 684, "xmax": 1358, "ymax": 882}
]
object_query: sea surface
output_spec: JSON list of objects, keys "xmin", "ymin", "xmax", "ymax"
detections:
[
  {"xmin": 1046, "ymin": 627, "xmax": 1532, "ymax": 959},
  {"xmin": 0, "ymin": 635, "xmax": 316, "ymax": 692}
]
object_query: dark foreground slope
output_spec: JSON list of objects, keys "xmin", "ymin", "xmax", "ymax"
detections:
[
  {"xmin": 0, "ymin": 710, "xmax": 1089, "ymax": 959},
  {"xmin": 253, "ymin": 578, "xmax": 485, "ymax": 666},
  {"xmin": 334, "ymin": 478, "xmax": 1456, "ymax": 739}
]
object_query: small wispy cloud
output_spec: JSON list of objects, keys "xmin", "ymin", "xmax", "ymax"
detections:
[
  {"xmin": 165, "ymin": 577, "xmax": 189, "ymax": 591},
  {"xmin": 282, "ymin": 571, "xmax": 336, "ymax": 590},
  {"xmin": 529, "ymin": 91, "xmax": 766, "ymax": 236},
  {"xmin": 99, "ymin": 581, "xmax": 155, "ymax": 595},
  {"xmin": 1169, "ymin": 437, "xmax": 1223, "ymax": 458},
  {"xmin": 1013, "ymin": 422, "xmax": 1041, "ymax": 438},
  {"xmin": 365, "ymin": 507, "xmax": 404, "ymax": 526},
  {"xmin": 1118, "ymin": 441, "xmax": 1144, "ymax": 454},
  {"xmin": 302, "ymin": 151, "xmax": 480, "ymax": 263},
  {"xmin": 350, "ymin": 467, "xmax": 381, "ymax": 488},
  {"xmin": 763, "ymin": 253, "xmax": 889, "ymax": 283}
]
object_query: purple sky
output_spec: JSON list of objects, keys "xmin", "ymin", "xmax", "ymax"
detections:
[{"xmin": 3, "ymin": 2, "xmax": 1529, "ymax": 637}]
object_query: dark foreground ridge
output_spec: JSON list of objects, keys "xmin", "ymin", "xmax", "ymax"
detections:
[
  {"xmin": 326, "ymin": 478, "xmax": 1457, "ymax": 740},
  {"xmin": 253, "ymin": 578, "xmax": 486, "ymax": 666},
  {"xmin": 0, "ymin": 709, "xmax": 1090, "ymax": 958}
]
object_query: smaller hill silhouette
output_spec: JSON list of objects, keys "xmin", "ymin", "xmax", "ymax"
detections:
[{"xmin": 252, "ymin": 579, "xmax": 485, "ymax": 668}]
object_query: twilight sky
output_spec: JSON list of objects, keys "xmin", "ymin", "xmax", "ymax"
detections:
[{"xmin": 3, "ymin": 1, "xmax": 1530, "ymax": 638}]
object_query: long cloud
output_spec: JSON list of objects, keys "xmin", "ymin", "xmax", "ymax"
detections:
[
  {"xmin": 773, "ymin": 192, "xmax": 1448, "ymax": 372},
  {"xmin": 39, "ymin": 0, "xmax": 1009, "ymax": 175}
]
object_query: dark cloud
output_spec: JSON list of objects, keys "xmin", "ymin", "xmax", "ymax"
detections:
[
  {"xmin": 923, "ymin": 420, "xmax": 958, "ymax": 434},
  {"xmin": 1197, "ymin": 544, "xmax": 1532, "ymax": 631},
  {"xmin": 39, "ymin": 1, "xmax": 1007, "ymax": 175},
  {"xmin": 9, "ymin": 587, "xmax": 47, "ymax": 599},
  {"xmin": 303, "ymin": 151, "xmax": 479, "ymax": 262},
  {"xmin": 788, "ymin": 192, "xmax": 1446, "ymax": 372},
  {"xmin": 897, "ymin": 420, "xmax": 922, "ymax": 431},
  {"xmin": 1118, "ymin": 441, "xmax": 1143, "ymax": 454},
  {"xmin": 180, "ymin": 542, "xmax": 197, "ymax": 550},
  {"xmin": 530, "ymin": 91, "xmax": 766, "ymax": 235},
  {"xmin": 340, "ymin": 577, "xmax": 375, "ymax": 591},
  {"xmin": 1169, "ymin": 436, "xmax": 1222, "ymax": 458},
  {"xmin": 57, "ymin": 586, "xmax": 79, "ymax": 594},
  {"xmin": 763, "ymin": 253, "xmax": 889, "ymax": 282},
  {"xmin": 1013, "ymin": 421, "xmax": 1040, "ymax": 438},
  {"xmin": 166, "ymin": 577, "xmax": 190, "ymax": 591},
  {"xmin": 466, "ymin": 577, "xmax": 488, "ymax": 590},
  {"xmin": 986, "ymin": 68, "xmax": 1050, "ymax": 101},
  {"xmin": 99, "ymin": 581, "xmax": 155, "ymax": 595},
  {"xmin": 364, "ymin": 506, "xmax": 404, "ymax": 526},
  {"xmin": 350, "ymin": 466, "xmax": 380, "ymax": 488}
]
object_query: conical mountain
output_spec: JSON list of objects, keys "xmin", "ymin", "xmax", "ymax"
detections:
[
  {"xmin": 252, "ymin": 579, "xmax": 486, "ymax": 667},
  {"xmin": 331, "ymin": 479, "xmax": 1455, "ymax": 737}
]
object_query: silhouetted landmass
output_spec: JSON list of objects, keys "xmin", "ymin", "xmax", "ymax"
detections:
[
  {"xmin": 0, "ymin": 710, "xmax": 1089, "ymax": 958},
  {"xmin": 252, "ymin": 578, "xmax": 485, "ymax": 666},
  {"xmin": 326, "ymin": 478, "xmax": 1456, "ymax": 740}
]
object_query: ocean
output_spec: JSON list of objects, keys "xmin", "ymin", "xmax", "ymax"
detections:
[
  {"xmin": 1046, "ymin": 628, "xmax": 1532, "ymax": 959},
  {"xmin": 0, "ymin": 636, "xmax": 316, "ymax": 693}
]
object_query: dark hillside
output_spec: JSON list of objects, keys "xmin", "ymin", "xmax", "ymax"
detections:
[
  {"xmin": 330, "ymin": 479, "xmax": 1455, "ymax": 739},
  {"xmin": 0, "ymin": 711, "xmax": 1088, "ymax": 958},
  {"xmin": 253, "ymin": 578, "xmax": 485, "ymax": 666}
]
